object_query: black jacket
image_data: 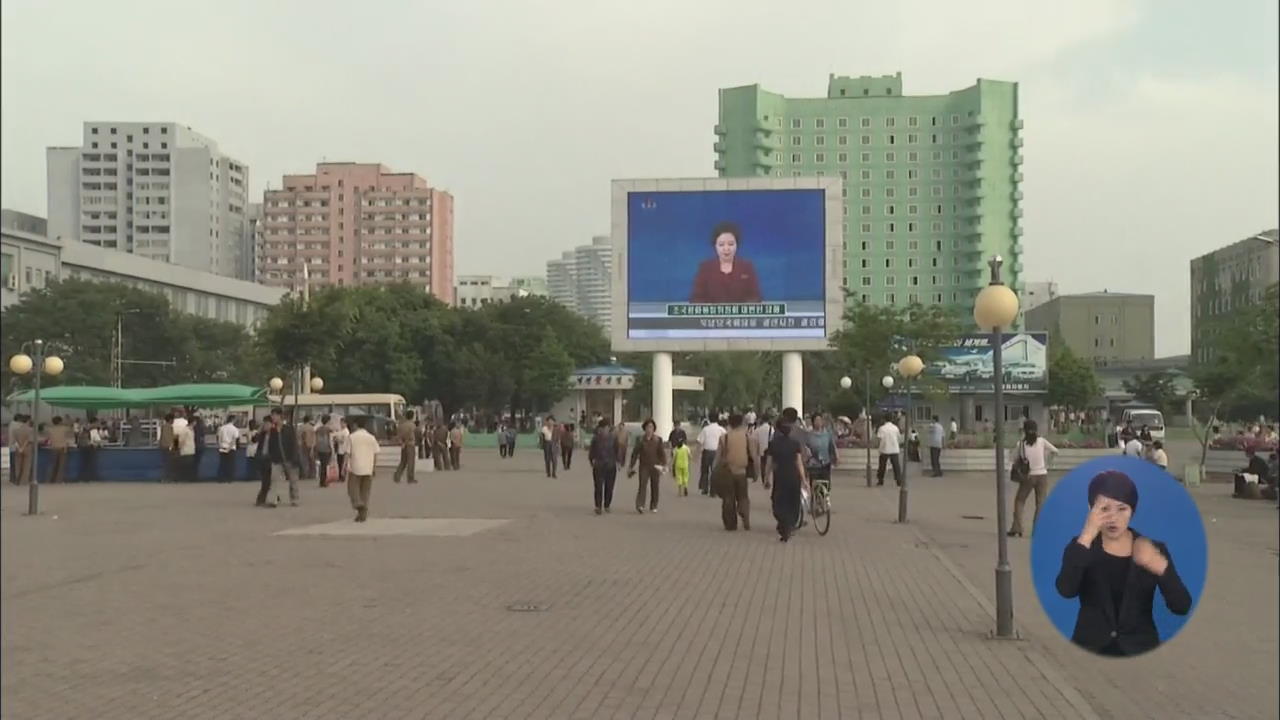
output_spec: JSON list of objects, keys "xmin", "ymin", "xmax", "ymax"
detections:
[
  {"xmin": 1055, "ymin": 529, "xmax": 1193, "ymax": 656},
  {"xmin": 588, "ymin": 428, "xmax": 617, "ymax": 470},
  {"xmin": 265, "ymin": 423, "xmax": 301, "ymax": 467}
]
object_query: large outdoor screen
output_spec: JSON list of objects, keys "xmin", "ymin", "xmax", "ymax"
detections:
[{"xmin": 624, "ymin": 187, "xmax": 827, "ymax": 341}]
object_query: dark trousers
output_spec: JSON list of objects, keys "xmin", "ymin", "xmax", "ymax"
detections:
[
  {"xmin": 78, "ymin": 447, "xmax": 99, "ymax": 482},
  {"xmin": 876, "ymin": 452, "xmax": 903, "ymax": 486},
  {"xmin": 193, "ymin": 450, "xmax": 205, "ymax": 480},
  {"xmin": 698, "ymin": 451, "xmax": 716, "ymax": 495},
  {"xmin": 180, "ymin": 454, "xmax": 198, "ymax": 482},
  {"xmin": 543, "ymin": 443, "xmax": 558, "ymax": 477},
  {"xmin": 449, "ymin": 446, "xmax": 461, "ymax": 470},
  {"xmin": 507, "ymin": 440, "xmax": 516, "ymax": 457},
  {"xmin": 720, "ymin": 472, "xmax": 750, "ymax": 530},
  {"xmin": 432, "ymin": 444, "xmax": 447, "ymax": 470},
  {"xmin": 164, "ymin": 450, "xmax": 179, "ymax": 482},
  {"xmin": 499, "ymin": 442, "xmax": 508, "ymax": 458},
  {"xmin": 317, "ymin": 452, "xmax": 332, "ymax": 484},
  {"xmin": 636, "ymin": 466, "xmax": 659, "ymax": 510},
  {"xmin": 418, "ymin": 441, "xmax": 428, "ymax": 459},
  {"xmin": 592, "ymin": 465, "xmax": 617, "ymax": 509},
  {"xmin": 49, "ymin": 448, "xmax": 70, "ymax": 483},
  {"xmin": 218, "ymin": 450, "xmax": 236, "ymax": 482},
  {"xmin": 394, "ymin": 445, "xmax": 416, "ymax": 482},
  {"xmin": 561, "ymin": 446, "xmax": 573, "ymax": 470},
  {"xmin": 8, "ymin": 450, "xmax": 15, "ymax": 485},
  {"xmin": 336, "ymin": 453, "xmax": 347, "ymax": 479},
  {"xmin": 254, "ymin": 460, "xmax": 272, "ymax": 504},
  {"xmin": 929, "ymin": 447, "xmax": 942, "ymax": 476}
]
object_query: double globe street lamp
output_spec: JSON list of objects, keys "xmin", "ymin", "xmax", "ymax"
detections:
[
  {"xmin": 892, "ymin": 354, "xmax": 924, "ymax": 523},
  {"xmin": 9, "ymin": 340, "xmax": 67, "ymax": 516},
  {"xmin": 268, "ymin": 374, "xmax": 325, "ymax": 418},
  {"xmin": 973, "ymin": 255, "xmax": 1021, "ymax": 639}
]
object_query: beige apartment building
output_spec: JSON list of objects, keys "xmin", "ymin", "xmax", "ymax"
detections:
[
  {"xmin": 257, "ymin": 162, "xmax": 454, "ymax": 303},
  {"xmin": 1190, "ymin": 229, "xmax": 1278, "ymax": 365},
  {"xmin": 1024, "ymin": 291, "xmax": 1155, "ymax": 368}
]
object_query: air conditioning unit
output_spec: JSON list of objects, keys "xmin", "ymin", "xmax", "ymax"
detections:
[{"xmin": 5, "ymin": 274, "xmax": 16, "ymax": 290}]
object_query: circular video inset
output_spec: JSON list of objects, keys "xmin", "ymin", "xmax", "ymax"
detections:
[{"xmin": 1029, "ymin": 456, "xmax": 1207, "ymax": 658}]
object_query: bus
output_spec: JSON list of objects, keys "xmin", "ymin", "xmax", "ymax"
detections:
[{"xmin": 231, "ymin": 393, "xmax": 408, "ymax": 442}]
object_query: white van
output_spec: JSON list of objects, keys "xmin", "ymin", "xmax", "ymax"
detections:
[{"xmin": 1122, "ymin": 408, "xmax": 1166, "ymax": 440}]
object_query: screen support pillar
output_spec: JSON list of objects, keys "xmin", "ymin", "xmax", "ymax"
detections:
[
  {"xmin": 781, "ymin": 351, "xmax": 803, "ymax": 417},
  {"xmin": 653, "ymin": 352, "xmax": 673, "ymax": 440}
]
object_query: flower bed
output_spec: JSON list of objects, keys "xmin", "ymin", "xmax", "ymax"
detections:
[{"xmin": 1207, "ymin": 437, "xmax": 1278, "ymax": 452}]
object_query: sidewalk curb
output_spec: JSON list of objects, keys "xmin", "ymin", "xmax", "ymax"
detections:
[{"xmin": 868, "ymin": 489, "xmax": 1103, "ymax": 720}]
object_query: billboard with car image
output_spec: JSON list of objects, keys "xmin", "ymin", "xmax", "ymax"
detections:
[{"xmin": 926, "ymin": 332, "xmax": 1049, "ymax": 393}]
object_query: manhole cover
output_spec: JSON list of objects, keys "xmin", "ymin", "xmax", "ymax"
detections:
[
  {"xmin": 507, "ymin": 603, "xmax": 550, "ymax": 612},
  {"xmin": 960, "ymin": 515, "xmax": 985, "ymax": 520}
]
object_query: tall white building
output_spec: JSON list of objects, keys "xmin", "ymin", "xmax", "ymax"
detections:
[
  {"xmin": 545, "ymin": 235, "xmax": 612, "ymax": 332},
  {"xmin": 454, "ymin": 274, "xmax": 548, "ymax": 308},
  {"xmin": 47, "ymin": 122, "xmax": 251, "ymax": 280},
  {"xmin": 1019, "ymin": 281, "xmax": 1059, "ymax": 329}
]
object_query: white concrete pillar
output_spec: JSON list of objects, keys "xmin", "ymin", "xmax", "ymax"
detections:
[
  {"xmin": 653, "ymin": 352, "xmax": 674, "ymax": 439},
  {"xmin": 781, "ymin": 351, "xmax": 803, "ymax": 417},
  {"xmin": 612, "ymin": 389, "xmax": 624, "ymax": 426}
]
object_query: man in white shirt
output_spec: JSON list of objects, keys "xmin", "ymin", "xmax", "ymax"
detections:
[
  {"xmin": 175, "ymin": 414, "xmax": 197, "ymax": 482},
  {"xmin": 948, "ymin": 417, "xmax": 958, "ymax": 444},
  {"xmin": 752, "ymin": 415, "xmax": 773, "ymax": 483},
  {"xmin": 1122, "ymin": 436, "xmax": 1144, "ymax": 458},
  {"xmin": 744, "ymin": 408, "xmax": 757, "ymax": 428},
  {"xmin": 346, "ymin": 417, "xmax": 381, "ymax": 522},
  {"xmin": 217, "ymin": 417, "xmax": 241, "ymax": 483},
  {"xmin": 875, "ymin": 416, "xmax": 904, "ymax": 487},
  {"xmin": 80, "ymin": 420, "xmax": 105, "ymax": 482},
  {"xmin": 696, "ymin": 416, "xmax": 727, "ymax": 496}
]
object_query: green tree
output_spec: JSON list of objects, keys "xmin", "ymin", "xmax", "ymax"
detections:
[
  {"xmin": 1046, "ymin": 343, "xmax": 1102, "ymax": 410},
  {"xmin": 1122, "ymin": 371, "xmax": 1180, "ymax": 413}
]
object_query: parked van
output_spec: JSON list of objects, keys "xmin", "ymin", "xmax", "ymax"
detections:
[{"xmin": 1122, "ymin": 408, "xmax": 1166, "ymax": 440}]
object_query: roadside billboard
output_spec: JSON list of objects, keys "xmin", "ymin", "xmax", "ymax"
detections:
[
  {"xmin": 610, "ymin": 177, "xmax": 844, "ymax": 352},
  {"xmin": 925, "ymin": 332, "xmax": 1049, "ymax": 394}
]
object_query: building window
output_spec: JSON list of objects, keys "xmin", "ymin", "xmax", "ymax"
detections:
[
  {"xmin": 860, "ymin": 169, "xmax": 871, "ymax": 180},
  {"xmin": 885, "ymin": 117, "xmax": 896, "ymax": 128},
  {"xmin": 837, "ymin": 152, "xmax": 848, "ymax": 163},
  {"xmin": 861, "ymin": 276, "xmax": 872, "ymax": 286},
  {"xmin": 885, "ymin": 152, "xmax": 895, "ymax": 162},
  {"xmin": 860, "ymin": 117, "xmax": 871, "ymax": 128},
  {"xmin": 886, "ymin": 293, "xmax": 896, "ymax": 304},
  {"xmin": 815, "ymin": 153, "xmax": 826, "ymax": 163},
  {"xmin": 861, "ymin": 188, "xmax": 872, "ymax": 199},
  {"xmin": 860, "ymin": 152, "xmax": 872, "ymax": 163},
  {"xmin": 815, "ymin": 118, "xmax": 826, "ymax": 129},
  {"xmin": 791, "ymin": 153, "xmax": 802, "ymax": 163},
  {"xmin": 792, "ymin": 136, "xmax": 802, "ymax": 146},
  {"xmin": 861, "ymin": 135, "xmax": 871, "ymax": 145},
  {"xmin": 886, "ymin": 276, "xmax": 897, "ymax": 286},
  {"xmin": 908, "ymin": 116, "xmax": 919, "ymax": 127},
  {"xmin": 815, "ymin": 135, "xmax": 826, "ymax": 147},
  {"xmin": 791, "ymin": 118, "xmax": 802, "ymax": 129}
]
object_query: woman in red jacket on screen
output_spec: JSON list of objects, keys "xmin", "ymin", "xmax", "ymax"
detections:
[{"xmin": 689, "ymin": 222, "xmax": 763, "ymax": 304}]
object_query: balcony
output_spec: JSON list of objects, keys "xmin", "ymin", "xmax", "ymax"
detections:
[
  {"xmin": 1011, "ymin": 119, "xmax": 1024, "ymax": 130},
  {"xmin": 714, "ymin": 158, "xmax": 726, "ymax": 171},
  {"xmin": 754, "ymin": 132, "xmax": 781, "ymax": 150},
  {"xmin": 1011, "ymin": 190, "xmax": 1023, "ymax": 201},
  {"xmin": 714, "ymin": 140, "xmax": 726, "ymax": 153},
  {"xmin": 1013, "ymin": 225, "xmax": 1023, "ymax": 237},
  {"xmin": 1012, "ymin": 137, "xmax": 1024, "ymax": 148},
  {"xmin": 1012, "ymin": 153, "xmax": 1024, "ymax": 165},
  {"xmin": 714, "ymin": 123, "xmax": 727, "ymax": 136},
  {"xmin": 1011, "ymin": 207, "xmax": 1023, "ymax": 219},
  {"xmin": 1011, "ymin": 171, "xmax": 1023, "ymax": 184}
]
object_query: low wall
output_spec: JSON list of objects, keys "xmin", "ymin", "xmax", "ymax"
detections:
[{"xmin": 834, "ymin": 447, "xmax": 1115, "ymax": 473}]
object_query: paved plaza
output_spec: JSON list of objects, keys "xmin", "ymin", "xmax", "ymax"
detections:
[{"xmin": 2, "ymin": 451, "xmax": 1276, "ymax": 720}]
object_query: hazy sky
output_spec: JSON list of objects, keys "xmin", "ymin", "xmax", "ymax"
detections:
[{"xmin": 2, "ymin": 0, "xmax": 1276, "ymax": 355}]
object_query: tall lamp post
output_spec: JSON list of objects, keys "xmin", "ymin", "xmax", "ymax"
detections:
[
  {"xmin": 881, "ymin": 374, "xmax": 895, "ymax": 486},
  {"xmin": 9, "ymin": 341, "xmax": 66, "ymax": 516},
  {"xmin": 838, "ymin": 372, "xmax": 876, "ymax": 486},
  {"xmin": 974, "ymin": 254, "xmax": 1020, "ymax": 639},
  {"xmin": 896, "ymin": 354, "xmax": 925, "ymax": 523}
]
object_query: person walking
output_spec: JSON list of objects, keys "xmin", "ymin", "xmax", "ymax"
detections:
[
  {"xmin": 432, "ymin": 421, "xmax": 449, "ymax": 471},
  {"xmin": 559, "ymin": 422, "xmax": 575, "ymax": 471},
  {"xmin": 715, "ymin": 413, "xmax": 757, "ymax": 531},
  {"xmin": 588, "ymin": 418, "xmax": 619, "ymax": 514},
  {"xmin": 7, "ymin": 413, "xmax": 23, "ymax": 485},
  {"xmin": 672, "ymin": 433, "xmax": 691, "ymax": 497},
  {"xmin": 415, "ymin": 420, "xmax": 427, "ymax": 460},
  {"xmin": 394, "ymin": 410, "xmax": 418, "ymax": 483},
  {"xmin": 613, "ymin": 422, "xmax": 630, "ymax": 470},
  {"xmin": 927, "ymin": 415, "xmax": 946, "ymax": 477},
  {"xmin": 191, "ymin": 413, "xmax": 207, "ymax": 479},
  {"xmin": 46, "ymin": 416, "xmax": 73, "ymax": 483},
  {"xmin": 628, "ymin": 419, "xmax": 666, "ymax": 514},
  {"xmin": 1008, "ymin": 421, "xmax": 1059, "ymax": 537},
  {"xmin": 264, "ymin": 408, "xmax": 302, "ymax": 507},
  {"xmin": 158, "ymin": 412, "xmax": 177, "ymax": 482},
  {"xmin": 333, "ymin": 417, "xmax": 351, "ymax": 482},
  {"xmin": 347, "ymin": 417, "xmax": 381, "ymax": 522},
  {"xmin": 540, "ymin": 417, "xmax": 559, "ymax": 478},
  {"xmin": 249, "ymin": 420, "xmax": 273, "ymax": 504},
  {"xmin": 217, "ymin": 416, "xmax": 240, "ymax": 483},
  {"xmin": 764, "ymin": 408, "xmax": 807, "ymax": 542},
  {"xmin": 949, "ymin": 417, "xmax": 958, "ymax": 445},
  {"xmin": 448, "ymin": 422, "xmax": 464, "ymax": 470},
  {"xmin": 752, "ymin": 414, "xmax": 774, "ymax": 484},
  {"xmin": 696, "ymin": 414, "xmax": 727, "ymax": 497},
  {"xmin": 875, "ymin": 415, "xmax": 904, "ymax": 486},
  {"xmin": 174, "ymin": 413, "xmax": 198, "ymax": 482},
  {"xmin": 315, "ymin": 415, "xmax": 334, "ymax": 487},
  {"xmin": 298, "ymin": 415, "xmax": 317, "ymax": 480}
]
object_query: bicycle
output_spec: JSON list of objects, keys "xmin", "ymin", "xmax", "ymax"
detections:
[{"xmin": 804, "ymin": 465, "xmax": 832, "ymax": 536}]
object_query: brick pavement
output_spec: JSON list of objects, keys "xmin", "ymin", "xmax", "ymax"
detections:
[
  {"xmin": 864, "ymin": 464, "xmax": 1279, "ymax": 720},
  {"xmin": 4, "ymin": 452, "xmax": 1106, "ymax": 719}
]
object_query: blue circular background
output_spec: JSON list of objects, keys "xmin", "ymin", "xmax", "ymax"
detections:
[{"xmin": 1029, "ymin": 455, "xmax": 1208, "ymax": 651}]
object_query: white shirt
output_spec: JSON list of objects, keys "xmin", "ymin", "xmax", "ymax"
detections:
[
  {"xmin": 541, "ymin": 425, "xmax": 554, "ymax": 441},
  {"xmin": 348, "ymin": 429, "xmax": 381, "ymax": 476},
  {"xmin": 1150, "ymin": 448, "xmax": 1168, "ymax": 468},
  {"xmin": 697, "ymin": 422, "xmax": 727, "ymax": 453},
  {"xmin": 753, "ymin": 422, "xmax": 773, "ymax": 454},
  {"xmin": 334, "ymin": 427, "xmax": 351, "ymax": 455},
  {"xmin": 745, "ymin": 411, "xmax": 757, "ymax": 426},
  {"xmin": 176, "ymin": 423, "xmax": 196, "ymax": 456},
  {"xmin": 217, "ymin": 423, "xmax": 240, "ymax": 452},
  {"xmin": 1123, "ymin": 438, "xmax": 1144, "ymax": 458},
  {"xmin": 877, "ymin": 423, "xmax": 902, "ymax": 455},
  {"xmin": 89, "ymin": 428, "xmax": 104, "ymax": 447},
  {"xmin": 1016, "ymin": 437, "xmax": 1059, "ymax": 475},
  {"xmin": 949, "ymin": 420, "xmax": 958, "ymax": 434}
]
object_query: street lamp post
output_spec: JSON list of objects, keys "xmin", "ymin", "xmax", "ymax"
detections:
[
  {"xmin": 9, "ymin": 340, "xmax": 66, "ymax": 516},
  {"xmin": 896, "ymin": 354, "xmax": 924, "ymax": 523},
  {"xmin": 974, "ymin": 255, "xmax": 1021, "ymax": 639},
  {"xmin": 839, "ymin": 373, "xmax": 875, "ymax": 486},
  {"xmin": 881, "ymin": 374, "xmax": 894, "ymax": 487}
]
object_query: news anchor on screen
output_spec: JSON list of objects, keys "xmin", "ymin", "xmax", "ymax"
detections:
[
  {"xmin": 689, "ymin": 222, "xmax": 762, "ymax": 304},
  {"xmin": 1054, "ymin": 470, "xmax": 1193, "ymax": 657}
]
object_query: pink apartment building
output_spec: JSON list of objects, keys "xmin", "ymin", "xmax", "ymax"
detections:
[{"xmin": 257, "ymin": 162, "xmax": 454, "ymax": 303}]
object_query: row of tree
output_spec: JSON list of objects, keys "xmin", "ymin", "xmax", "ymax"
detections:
[{"xmin": 6, "ymin": 277, "xmax": 1273, "ymax": 422}]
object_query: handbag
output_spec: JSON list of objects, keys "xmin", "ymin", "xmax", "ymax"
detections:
[{"xmin": 1011, "ymin": 440, "xmax": 1030, "ymax": 483}]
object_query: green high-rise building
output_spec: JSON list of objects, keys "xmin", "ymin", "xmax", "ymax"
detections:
[{"xmin": 715, "ymin": 72, "xmax": 1023, "ymax": 315}]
